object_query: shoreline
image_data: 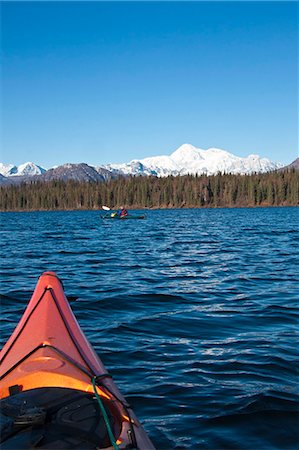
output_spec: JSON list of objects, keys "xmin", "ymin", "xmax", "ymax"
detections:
[{"xmin": 1, "ymin": 204, "xmax": 297, "ymax": 213}]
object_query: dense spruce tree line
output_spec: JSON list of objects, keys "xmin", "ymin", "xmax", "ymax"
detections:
[{"xmin": 0, "ymin": 170, "xmax": 298, "ymax": 211}]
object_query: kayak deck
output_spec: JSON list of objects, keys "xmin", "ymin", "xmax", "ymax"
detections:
[
  {"xmin": 0, "ymin": 272, "xmax": 155, "ymax": 449},
  {"xmin": 1, "ymin": 387, "xmax": 121, "ymax": 449}
]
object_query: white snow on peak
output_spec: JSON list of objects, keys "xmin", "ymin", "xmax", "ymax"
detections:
[
  {"xmin": 103, "ymin": 143, "xmax": 282, "ymax": 177},
  {"xmin": 0, "ymin": 163, "xmax": 17, "ymax": 176},
  {"xmin": 0, "ymin": 162, "xmax": 46, "ymax": 177},
  {"xmin": 15, "ymin": 162, "xmax": 46, "ymax": 176},
  {"xmin": 170, "ymin": 143, "xmax": 204, "ymax": 165},
  {"xmin": 60, "ymin": 163, "xmax": 74, "ymax": 169}
]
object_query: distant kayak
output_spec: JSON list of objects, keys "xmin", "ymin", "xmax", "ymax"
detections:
[
  {"xmin": 0, "ymin": 272, "xmax": 155, "ymax": 449},
  {"xmin": 102, "ymin": 214, "xmax": 146, "ymax": 220}
]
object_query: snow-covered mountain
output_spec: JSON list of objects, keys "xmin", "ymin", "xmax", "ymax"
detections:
[
  {"xmin": 102, "ymin": 144, "xmax": 282, "ymax": 177},
  {"xmin": 0, "ymin": 162, "xmax": 46, "ymax": 177},
  {"xmin": 0, "ymin": 144, "xmax": 284, "ymax": 182}
]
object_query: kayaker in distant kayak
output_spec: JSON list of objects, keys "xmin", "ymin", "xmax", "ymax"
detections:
[{"xmin": 118, "ymin": 206, "xmax": 128, "ymax": 217}]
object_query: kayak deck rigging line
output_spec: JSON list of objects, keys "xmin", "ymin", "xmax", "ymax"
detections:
[{"xmin": 0, "ymin": 271, "xmax": 155, "ymax": 449}]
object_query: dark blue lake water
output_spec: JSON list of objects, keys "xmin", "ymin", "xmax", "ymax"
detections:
[{"xmin": 1, "ymin": 207, "xmax": 298, "ymax": 449}]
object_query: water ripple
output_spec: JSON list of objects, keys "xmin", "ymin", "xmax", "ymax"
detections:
[{"xmin": 1, "ymin": 207, "xmax": 298, "ymax": 449}]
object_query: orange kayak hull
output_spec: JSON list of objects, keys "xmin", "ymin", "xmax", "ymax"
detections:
[{"xmin": 0, "ymin": 272, "xmax": 155, "ymax": 449}]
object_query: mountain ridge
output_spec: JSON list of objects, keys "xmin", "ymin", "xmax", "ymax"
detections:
[
  {"xmin": 104, "ymin": 144, "xmax": 283, "ymax": 177},
  {"xmin": 1, "ymin": 144, "xmax": 295, "ymax": 185}
]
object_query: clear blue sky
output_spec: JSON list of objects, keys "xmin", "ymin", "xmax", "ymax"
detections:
[{"xmin": 1, "ymin": 1, "xmax": 298, "ymax": 168}]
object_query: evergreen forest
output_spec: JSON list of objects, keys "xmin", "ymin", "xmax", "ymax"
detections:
[{"xmin": 0, "ymin": 170, "xmax": 298, "ymax": 211}]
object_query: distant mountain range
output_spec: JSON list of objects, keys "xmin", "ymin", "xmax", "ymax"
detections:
[
  {"xmin": 0, "ymin": 144, "xmax": 296, "ymax": 185},
  {"xmin": 0, "ymin": 163, "xmax": 117, "ymax": 185}
]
